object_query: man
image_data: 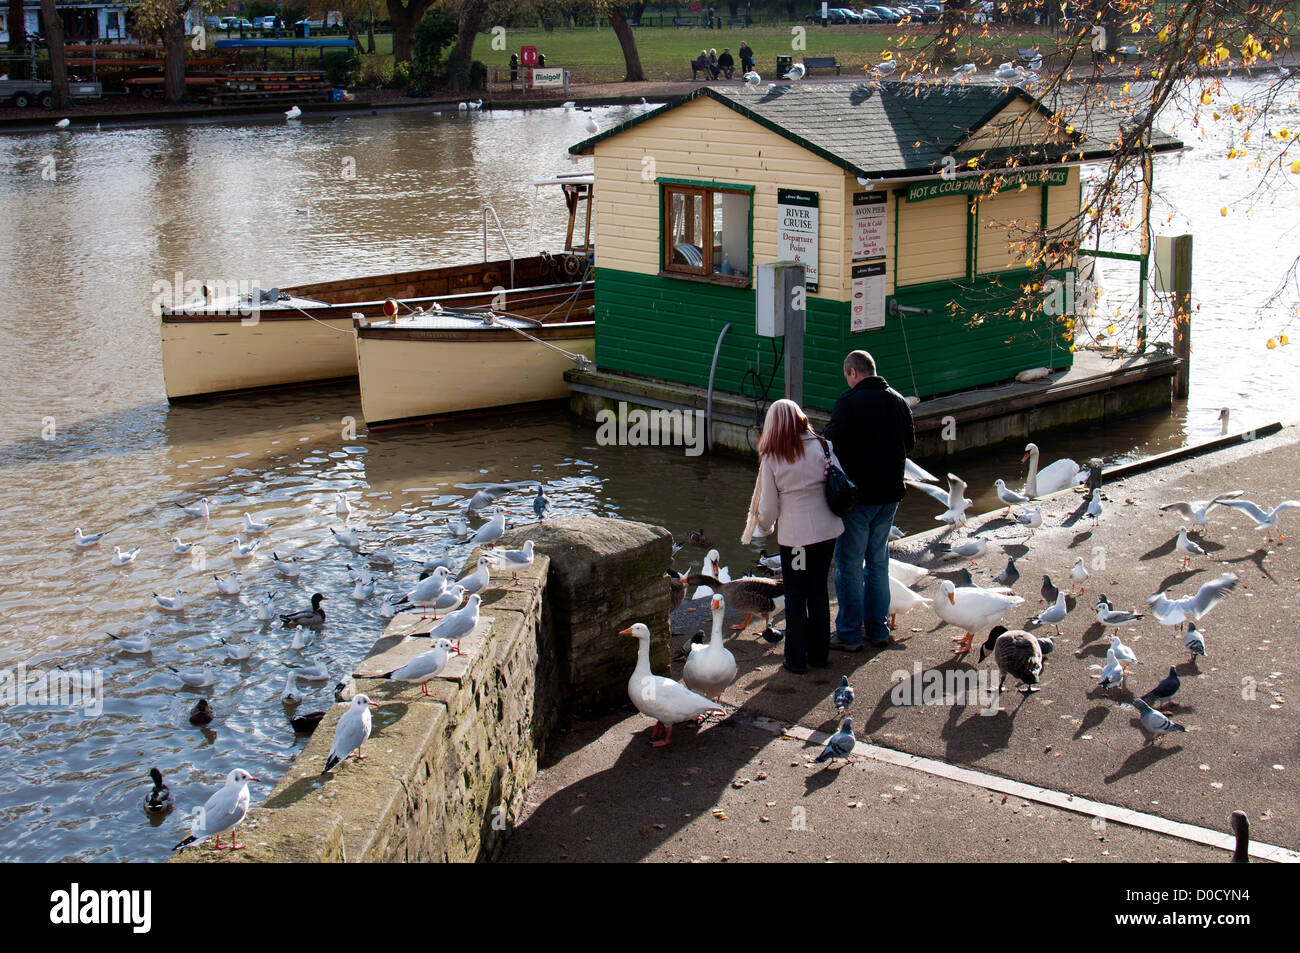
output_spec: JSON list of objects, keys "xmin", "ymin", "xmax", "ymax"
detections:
[
  {"xmin": 739, "ymin": 40, "xmax": 755, "ymax": 73},
  {"xmin": 823, "ymin": 350, "xmax": 915, "ymax": 649},
  {"xmin": 718, "ymin": 48, "xmax": 735, "ymax": 79}
]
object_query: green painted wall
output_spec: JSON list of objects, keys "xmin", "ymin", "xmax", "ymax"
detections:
[{"xmin": 593, "ymin": 267, "xmax": 1074, "ymax": 413}]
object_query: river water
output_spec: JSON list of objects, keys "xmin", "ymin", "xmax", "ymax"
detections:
[{"xmin": 0, "ymin": 83, "xmax": 1296, "ymax": 861}]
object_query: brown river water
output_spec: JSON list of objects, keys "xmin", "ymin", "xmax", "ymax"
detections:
[{"xmin": 0, "ymin": 82, "xmax": 1296, "ymax": 860}]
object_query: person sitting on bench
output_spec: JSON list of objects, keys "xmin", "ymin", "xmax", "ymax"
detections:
[{"xmin": 718, "ymin": 48, "xmax": 735, "ymax": 79}]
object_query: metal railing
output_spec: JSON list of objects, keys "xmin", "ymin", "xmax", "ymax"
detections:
[{"xmin": 482, "ymin": 205, "xmax": 516, "ymax": 288}]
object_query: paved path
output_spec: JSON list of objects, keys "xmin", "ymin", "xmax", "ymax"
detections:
[{"xmin": 504, "ymin": 425, "xmax": 1300, "ymax": 862}]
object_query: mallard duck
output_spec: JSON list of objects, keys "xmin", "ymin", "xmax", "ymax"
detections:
[
  {"xmin": 143, "ymin": 767, "xmax": 173, "ymax": 814},
  {"xmin": 1021, "ymin": 443, "xmax": 1085, "ymax": 498},
  {"xmin": 1229, "ymin": 811, "xmax": 1250, "ymax": 863},
  {"xmin": 978, "ymin": 625, "xmax": 1051, "ymax": 693},
  {"xmin": 685, "ymin": 529, "xmax": 711, "ymax": 548},
  {"xmin": 280, "ymin": 592, "xmax": 326, "ymax": 627},
  {"xmin": 933, "ymin": 580, "xmax": 1025, "ymax": 654},
  {"xmin": 291, "ymin": 710, "xmax": 327, "ymax": 734},
  {"xmin": 621, "ymin": 623, "xmax": 719, "ymax": 747},
  {"xmin": 189, "ymin": 698, "xmax": 213, "ymax": 725},
  {"xmin": 686, "ymin": 573, "xmax": 784, "ymax": 632},
  {"xmin": 682, "ymin": 595, "xmax": 738, "ymax": 702}
]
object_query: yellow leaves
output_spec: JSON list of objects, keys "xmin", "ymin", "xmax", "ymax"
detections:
[
  {"xmin": 1197, "ymin": 46, "xmax": 1210, "ymax": 66},
  {"xmin": 1212, "ymin": 112, "xmax": 1221, "ymax": 120},
  {"xmin": 967, "ymin": 157, "xmax": 979, "ymax": 168},
  {"xmin": 1281, "ymin": 334, "xmax": 1290, "ymax": 346},
  {"xmin": 1065, "ymin": 124, "xmax": 1074, "ymax": 135},
  {"xmin": 1131, "ymin": 21, "xmax": 1140, "ymax": 33},
  {"xmin": 1267, "ymin": 338, "xmax": 1277, "ymax": 349},
  {"xmin": 1227, "ymin": 148, "xmax": 1238, "ymax": 159},
  {"xmin": 1215, "ymin": 45, "xmax": 1231, "ymax": 65},
  {"xmin": 1242, "ymin": 34, "xmax": 1263, "ymax": 59},
  {"xmin": 1220, "ymin": 206, "xmax": 1229, "ymax": 216},
  {"xmin": 1201, "ymin": 90, "xmax": 1213, "ymax": 105},
  {"xmin": 1157, "ymin": 27, "xmax": 1168, "ymax": 43},
  {"xmin": 1291, "ymin": 160, "xmax": 1300, "ymax": 174},
  {"xmin": 1106, "ymin": 323, "xmax": 1117, "ymax": 336},
  {"xmin": 1243, "ymin": 132, "xmax": 1251, "ymax": 142},
  {"xmin": 1123, "ymin": 82, "xmax": 1131, "ymax": 93},
  {"xmin": 881, "ymin": 50, "xmax": 893, "ymax": 61}
]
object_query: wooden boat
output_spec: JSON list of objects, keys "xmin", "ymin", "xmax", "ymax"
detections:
[
  {"xmin": 160, "ymin": 173, "xmax": 596, "ymax": 402},
  {"xmin": 354, "ymin": 284, "xmax": 595, "ymax": 427}
]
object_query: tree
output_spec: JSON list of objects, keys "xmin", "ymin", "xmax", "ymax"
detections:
[
  {"xmin": 8, "ymin": 0, "xmax": 25, "ymax": 53},
  {"xmin": 38, "ymin": 0, "xmax": 68, "ymax": 108},
  {"xmin": 387, "ymin": 0, "xmax": 438, "ymax": 63},
  {"xmin": 605, "ymin": 5, "xmax": 645, "ymax": 82},
  {"xmin": 133, "ymin": 1, "xmax": 224, "ymax": 105},
  {"xmin": 447, "ymin": 0, "xmax": 488, "ymax": 90}
]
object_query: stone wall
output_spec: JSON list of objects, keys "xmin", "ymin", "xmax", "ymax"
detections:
[{"xmin": 171, "ymin": 515, "xmax": 672, "ymax": 863}]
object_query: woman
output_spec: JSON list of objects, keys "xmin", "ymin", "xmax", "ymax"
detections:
[
  {"xmin": 707, "ymin": 48, "xmax": 721, "ymax": 79},
  {"xmin": 743, "ymin": 400, "xmax": 843, "ymax": 674}
]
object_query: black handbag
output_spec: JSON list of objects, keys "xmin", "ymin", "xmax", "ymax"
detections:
[{"xmin": 817, "ymin": 435, "xmax": 858, "ymax": 517}]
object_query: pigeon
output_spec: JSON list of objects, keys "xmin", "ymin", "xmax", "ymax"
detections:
[
  {"xmin": 1097, "ymin": 648, "xmax": 1125, "ymax": 690},
  {"xmin": 1085, "ymin": 489, "xmax": 1103, "ymax": 519},
  {"xmin": 1184, "ymin": 622, "xmax": 1208, "ymax": 664},
  {"xmin": 993, "ymin": 556, "xmax": 1020, "ymax": 587},
  {"xmin": 1147, "ymin": 573, "xmax": 1238, "ymax": 632},
  {"xmin": 174, "ymin": 498, "xmax": 211, "ymax": 519},
  {"xmin": 1040, "ymin": 574, "xmax": 1059, "ymax": 604},
  {"xmin": 1159, "ymin": 491, "xmax": 1243, "ymax": 532},
  {"xmin": 1174, "ymin": 526, "xmax": 1206, "ymax": 568},
  {"xmin": 74, "ymin": 527, "xmax": 108, "ymax": 547},
  {"xmin": 152, "ymin": 588, "xmax": 186, "ymax": 612},
  {"xmin": 1096, "ymin": 597, "xmax": 1143, "ymax": 632},
  {"xmin": 1030, "ymin": 590, "xmax": 1068, "ymax": 636},
  {"xmin": 533, "ymin": 485, "xmax": 552, "ymax": 521},
  {"xmin": 993, "ymin": 478, "xmax": 1031, "ymax": 515},
  {"xmin": 1132, "ymin": 697, "xmax": 1187, "ymax": 743},
  {"xmin": 1141, "ymin": 666, "xmax": 1181, "ymax": 709},
  {"xmin": 322, "ymin": 695, "xmax": 375, "ymax": 773},
  {"xmin": 171, "ymin": 768, "xmax": 258, "ymax": 851},
  {"xmin": 814, "ymin": 718, "xmax": 856, "ymax": 764},
  {"xmin": 380, "ymin": 639, "xmax": 453, "ymax": 695},
  {"xmin": 1229, "ymin": 811, "xmax": 1250, "ymax": 863},
  {"xmin": 833, "ymin": 675, "xmax": 854, "ymax": 713},
  {"xmin": 1070, "ymin": 556, "xmax": 1089, "ymax": 593},
  {"xmin": 1217, "ymin": 498, "xmax": 1300, "ymax": 541}
]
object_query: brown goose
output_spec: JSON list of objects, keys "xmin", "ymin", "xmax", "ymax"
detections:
[
  {"xmin": 686, "ymin": 574, "xmax": 784, "ymax": 631},
  {"xmin": 1229, "ymin": 811, "xmax": 1249, "ymax": 863},
  {"xmin": 977, "ymin": 625, "xmax": 1053, "ymax": 693},
  {"xmin": 667, "ymin": 569, "xmax": 686, "ymax": 614}
]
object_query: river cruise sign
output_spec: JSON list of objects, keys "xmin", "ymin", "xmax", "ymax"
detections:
[{"xmin": 906, "ymin": 167, "xmax": 1069, "ymax": 202}]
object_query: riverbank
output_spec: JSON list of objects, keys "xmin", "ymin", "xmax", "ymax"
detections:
[{"xmin": 504, "ymin": 424, "xmax": 1300, "ymax": 862}]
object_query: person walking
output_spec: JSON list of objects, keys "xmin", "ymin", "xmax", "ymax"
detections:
[
  {"xmin": 743, "ymin": 399, "xmax": 844, "ymax": 674},
  {"xmin": 739, "ymin": 40, "xmax": 755, "ymax": 73},
  {"xmin": 824, "ymin": 350, "xmax": 916, "ymax": 649}
]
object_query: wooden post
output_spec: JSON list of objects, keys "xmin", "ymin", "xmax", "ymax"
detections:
[{"xmin": 1171, "ymin": 234, "xmax": 1193, "ymax": 399}]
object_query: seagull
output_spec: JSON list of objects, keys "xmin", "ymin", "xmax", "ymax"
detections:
[
  {"xmin": 379, "ymin": 638, "xmax": 452, "ymax": 695},
  {"xmin": 322, "ymin": 695, "xmax": 375, "ymax": 774},
  {"xmin": 214, "ymin": 571, "xmax": 242, "ymax": 595},
  {"xmin": 1097, "ymin": 648, "xmax": 1125, "ymax": 690},
  {"xmin": 110, "ymin": 546, "xmax": 140, "ymax": 566},
  {"xmin": 229, "ymin": 537, "xmax": 259, "ymax": 559},
  {"xmin": 285, "ymin": 105, "xmax": 301, "ymax": 120},
  {"xmin": 1159, "ymin": 491, "xmax": 1244, "ymax": 532},
  {"xmin": 907, "ymin": 473, "xmax": 972, "ymax": 526},
  {"xmin": 585, "ymin": 116, "xmax": 598, "ymax": 134},
  {"xmin": 493, "ymin": 539, "xmax": 535, "ymax": 583},
  {"xmin": 365, "ymin": 547, "xmax": 398, "ymax": 569},
  {"xmin": 743, "ymin": 70, "xmax": 761, "ymax": 86},
  {"xmin": 469, "ymin": 508, "xmax": 507, "ymax": 546},
  {"xmin": 993, "ymin": 478, "xmax": 1031, "ymax": 515},
  {"xmin": 872, "ymin": 60, "xmax": 898, "ymax": 79},
  {"xmin": 171, "ymin": 536, "xmax": 194, "ymax": 555},
  {"xmin": 152, "ymin": 588, "xmax": 185, "ymax": 612},
  {"xmin": 446, "ymin": 516, "xmax": 471, "ymax": 538},
  {"xmin": 421, "ymin": 553, "xmax": 458, "ymax": 573},
  {"xmin": 1132, "ymin": 697, "xmax": 1187, "ymax": 744},
  {"xmin": 271, "ymin": 552, "xmax": 302, "ymax": 578},
  {"xmin": 1218, "ymin": 498, "xmax": 1300, "ymax": 541},
  {"xmin": 784, "ymin": 62, "xmax": 806, "ymax": 81},
  {"xmin": 174, "ymin": 498, "xmax": 211, "ymax": 519},
  {"xmin": 1184, "ymin": 622, "xmax": 1208, "ymax": 664},
  {"xmin": 814, "ymin": 718, "xmax": 856, "ymax": 764},
  {"xmin": 291, "ymin": 659, "xmax": 329, "ymax": 682},
  {"xmin": 1070, "ymin": 556, "xmax": 1089, "ymax": 593},
  {"xmin": 937, "ymin": 536, "xmax": 987, "ymax": 565},
  {"xmin": 1040, "ymin": 574, "xmax": 1059, "ymax": 604},
  {"xmin": 280, "ymin": 670, "xmax": 304, "ymax": 705},
  {"xmin": 993, "ymin": 61, "xmax": 1022, "ymax": 81},
  {"xmin": 833, "ymin": 675, "xmax": 854, "ymax": 713},
  {"xmin": 243, "ymin": 513, "xmax": 270, "ymax": 534},
  {"xmin": 171, "ymin": 768, "xmax": 258, "ymax": 851},
  {"xmin": 463, "ymin": 483, "xmax": 526, "ymax": 510},
  {"xmin": 1147, "ymin": 573, "xmax": 1239, "ymax": 632},
  {"xmin": 169, "ymin": 661, "xmax": 216, "ymax": 688},
  {"xmin": 255, "ymin": 591, "xmax": 279, "ymax": 622},
  {"xmin": 1108, "ymin": 633, "xmax": 1138, "ymax": 671},
  {"xmin": 335, "ymin": 493, "xmax": 351, "ymax": 519},
  {"xmin": 107, "ymin": 631, "xmax": 152, "ymax": 654},
  {"xmin": 533, "ymin": 486, "xmax": 552, "ymax": 521},
  {"xmin": 1141, "ymin": 666, "xmax": 1181, "ymax": 709},
  {"xmin": 905, "ymin": 458, "xmax": 938, "ymax": 483},
  {"xmin": 953, "ymin": 63, "xmax": 977, "ymax": 76},
  {"xmin": 431, "ymin": 583, "xmax": 466, "ymax": 614},
  {"xmin": 1030, "ymin": 590, "xmax": 1068, "ymax": 636},
  {"xmin": 994, "ymin": 556, "xmax": 1020, "ymax": 587},
  {"xmin": 55, "ymin": 118, "xmax": 70, "ymax": 128},
  {"xmin": 330, "ymin": 525, "xmax": 362, "ymax": 550},
  {"xmin": 458, "ymin": 555, "xmax": 496, "ymax": 596},
  {"xmin": 1173, "ymin": 526, "xmax": 1206, "ymax": 568},
  {"xmin": 1014, "ymin": 506, "xmax": 1043, "ymax": 536},
  {"xmin": 351, "ymin": 576, "xmax": 375, "ymax": 601},
  {"xmin": 1096, "ymin": 597, "xmax": 1143, "ymax": 633},
  {"xmin": 1085, "ymin": 489, "xmax": 1103, "ymax": 519},
  {"xmin": 74, "ymin": 527, "xmax": 108, "ymax": 547},
  {"xmin": 395, "ymin": 566, "xmax": 451, "ymax": 619},
  {"xmin": 220, "ymin": 638, "xmax": 252, "ymax": 660},
  {"xmin": 425, "ymin": 594, "xmax": 482, "ymax": 655},
  {"xmin": 755, "ymin": 550, "xmax": 783, "ymax": 574}
]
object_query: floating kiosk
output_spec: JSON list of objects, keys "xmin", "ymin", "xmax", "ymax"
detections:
[{"xmin": 563, "ymin": 82, "xmax": 1184, "ymax": 456}]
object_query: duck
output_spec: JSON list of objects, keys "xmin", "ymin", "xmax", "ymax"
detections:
[
  {"xmin": 933, "ymin": 580, "xmax": 1025, "ymax": 654},
  {"xmin": 621, "ymin": 622, "xmax": 720, "ymax": 747},
  {"xmin": 1229, "ymin": 811, "xmax": 1250, "ymax": 863},
  {"xmin": 666, "ymin": 569, "xmax": 686, "ymax": 613},
  {"xmin": 291, "ymin": 711, "xmax": 327, "ymax": 734},
  {"xmin": 1021, "ymin": 443, "xmax": 1085, "ymax": 498},
  {"xmin": 682, "ymin": 595, "xmax": 738, "ymax": 702},
  {"xmin": 189, "ymin": 698, "xmax": 213, "ymax": 725},
  {"xmin": 686, "ymin": 573, "xmax": 783, "ymax": 632},
  {"xmin": 143, "ymin": 767, "xmax": 173, "ymax": 814},
  {"xmin": 978, "ymin": 625, "xmax": 1052, "ymax": 693},
  {"xmin": 887, "ymin": 575, "xmax": 932, "ymax": 629},
  {"xmin": 690, "ymin": 549, "xmax": 731, "ymax": 599},
  {"xmin": 279, "ymin": 592, "xmax": 326, "ymax": 627},
  {"xmin": 684, "ymin": 529, "xmax": 711, "ymax": 549}
]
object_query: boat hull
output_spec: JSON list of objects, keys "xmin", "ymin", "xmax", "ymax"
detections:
[{"xmin": 356, "ymin": 322, "xmax": 595, "ymax": 427}]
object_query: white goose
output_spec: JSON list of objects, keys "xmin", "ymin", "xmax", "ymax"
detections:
[
  {"xmin": 933, "ymin": 580, "xmax": 1024, "ymax": 654},
  {"xmin": 888, "ymin": 574, "xmax": 932, "ymax": 629},
  {"xmin": 1021, "ymin": 443, "xmax": 1085, "ymax": 498},
  {"xmin": 888, "ymin": 558, "xmax": 929, "ymax": 587},
  {"xmin": 682, "ymin": 595, "xmax": 738, "ymax": 702},
  {"xmin": 622, "ymin": 622, "xmax": 720, "ymax": 747}
]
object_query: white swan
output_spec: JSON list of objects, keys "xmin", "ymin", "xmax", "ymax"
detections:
[
  {"xmin": 933, "ymin": 580, "xmax": 1024, "ymax": 654},
  {"xmin": 622, "ymin": 623, "xmax": 719, "ymax": 747},
  {"xmin": 683, "ymin": 595, "xmax": 738, "ymax": 702},
  {"xmin": 1021, "ymin": 443, "xmax": 1085, "ymax": 498}
]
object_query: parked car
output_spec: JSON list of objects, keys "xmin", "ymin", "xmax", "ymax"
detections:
[
  {"xmin": 806, "ymin": 8, "xmax": 852, "ymax": 23},
  {"xmin": 255, "ymin": 15, "xmax": 279, "ymax": 31},
  {"xmin": 866, "ymin": 5, "xmax": 902, "ymax": 21},
  {"xmin": 858, "ymin": 8, "xmax": 883, "ymax": 22},
  {"xmin": 833, "ymin": 7, "xmax": 864, "ymax": 21}
]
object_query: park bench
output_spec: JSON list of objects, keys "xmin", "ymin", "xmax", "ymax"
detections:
[
  {"xmin": 690, "ymin": 59, "xmax": 714, "ymax": 80},
  {"xmin": 673, "ymin": 17, "xmax": 694, "ymax": 27},
  {"xmin": 804, "ymin": 56, "xmax": 841, "ymax": 75},
  {"xmin": 728, "ymin": 17, "xmax": 745, "ymax": 25}
]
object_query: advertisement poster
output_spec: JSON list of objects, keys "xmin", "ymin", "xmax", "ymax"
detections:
[
  {"xmin": 777, "ymin": 188, "xmax": 819, "ymax": 292},
  {"xmin": 851, "ymin": 261, "xmax": 887, "ymax": 332},
  {"xmin": 852, "ymin": 190, "xmax": 887, "ymax": 262}
]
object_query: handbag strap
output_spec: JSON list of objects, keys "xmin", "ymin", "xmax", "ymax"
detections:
[{"xmin": 815, "ymin": 433, "xmax": 831, "ymax": 462}]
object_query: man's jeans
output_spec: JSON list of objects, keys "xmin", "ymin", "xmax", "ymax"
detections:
[{"xmin": 833, "ymin": 501, "xmax": 899, "ymax": 645}]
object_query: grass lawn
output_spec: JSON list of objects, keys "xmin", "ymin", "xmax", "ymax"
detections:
[{"xmin": 361, "ymin": 24, "xmax": 1064, "ymax": 85}]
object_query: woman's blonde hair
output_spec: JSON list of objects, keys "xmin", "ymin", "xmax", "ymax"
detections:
[{"xmin": 758, "ymin": 398, "xmax": 813, "ymax": 464}]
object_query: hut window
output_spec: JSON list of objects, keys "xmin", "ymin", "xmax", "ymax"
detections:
[{"xmin": 662, "ymin": 184, "xmax": 751, "ymax": 281}]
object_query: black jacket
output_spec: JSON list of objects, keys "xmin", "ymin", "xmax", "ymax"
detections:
[{"xmin": 822, "ymin": 376, "xmax": 915, "ymax": 504}]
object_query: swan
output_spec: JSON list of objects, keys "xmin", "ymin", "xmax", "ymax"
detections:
[
  {"xmin": 1021, "ymin": 443, "xmax": 1085, "ymax": 498},
  {"xmin": 682, "ymin": 595, "xmax": 738, "ymax": 702},
  {"xmin": 622, "ymin": 623, "xmax": 720, "ymax": 747},
  {"xmin": 933, "ymin": 580, "xmax": 1024, "ymax": 654}
]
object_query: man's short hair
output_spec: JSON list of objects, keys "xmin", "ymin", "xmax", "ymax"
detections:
[{"xmin": 844, "ymin": 350, "xmax": 876, "ymax": 378}]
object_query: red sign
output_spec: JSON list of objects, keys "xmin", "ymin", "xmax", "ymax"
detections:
[{"xmin": 521, "ymin": 45, "xmax": 538, "ymax": 66}]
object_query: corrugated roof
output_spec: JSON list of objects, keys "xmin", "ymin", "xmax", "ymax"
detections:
[{"xmin": 569, "ymin": 82, "xmax": 1182, "ymax": 178}]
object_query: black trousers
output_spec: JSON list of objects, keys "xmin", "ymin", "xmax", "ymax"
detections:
[{"xmin": 779, "ymin": 538, "xmax": 836, "ymax": 671}]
